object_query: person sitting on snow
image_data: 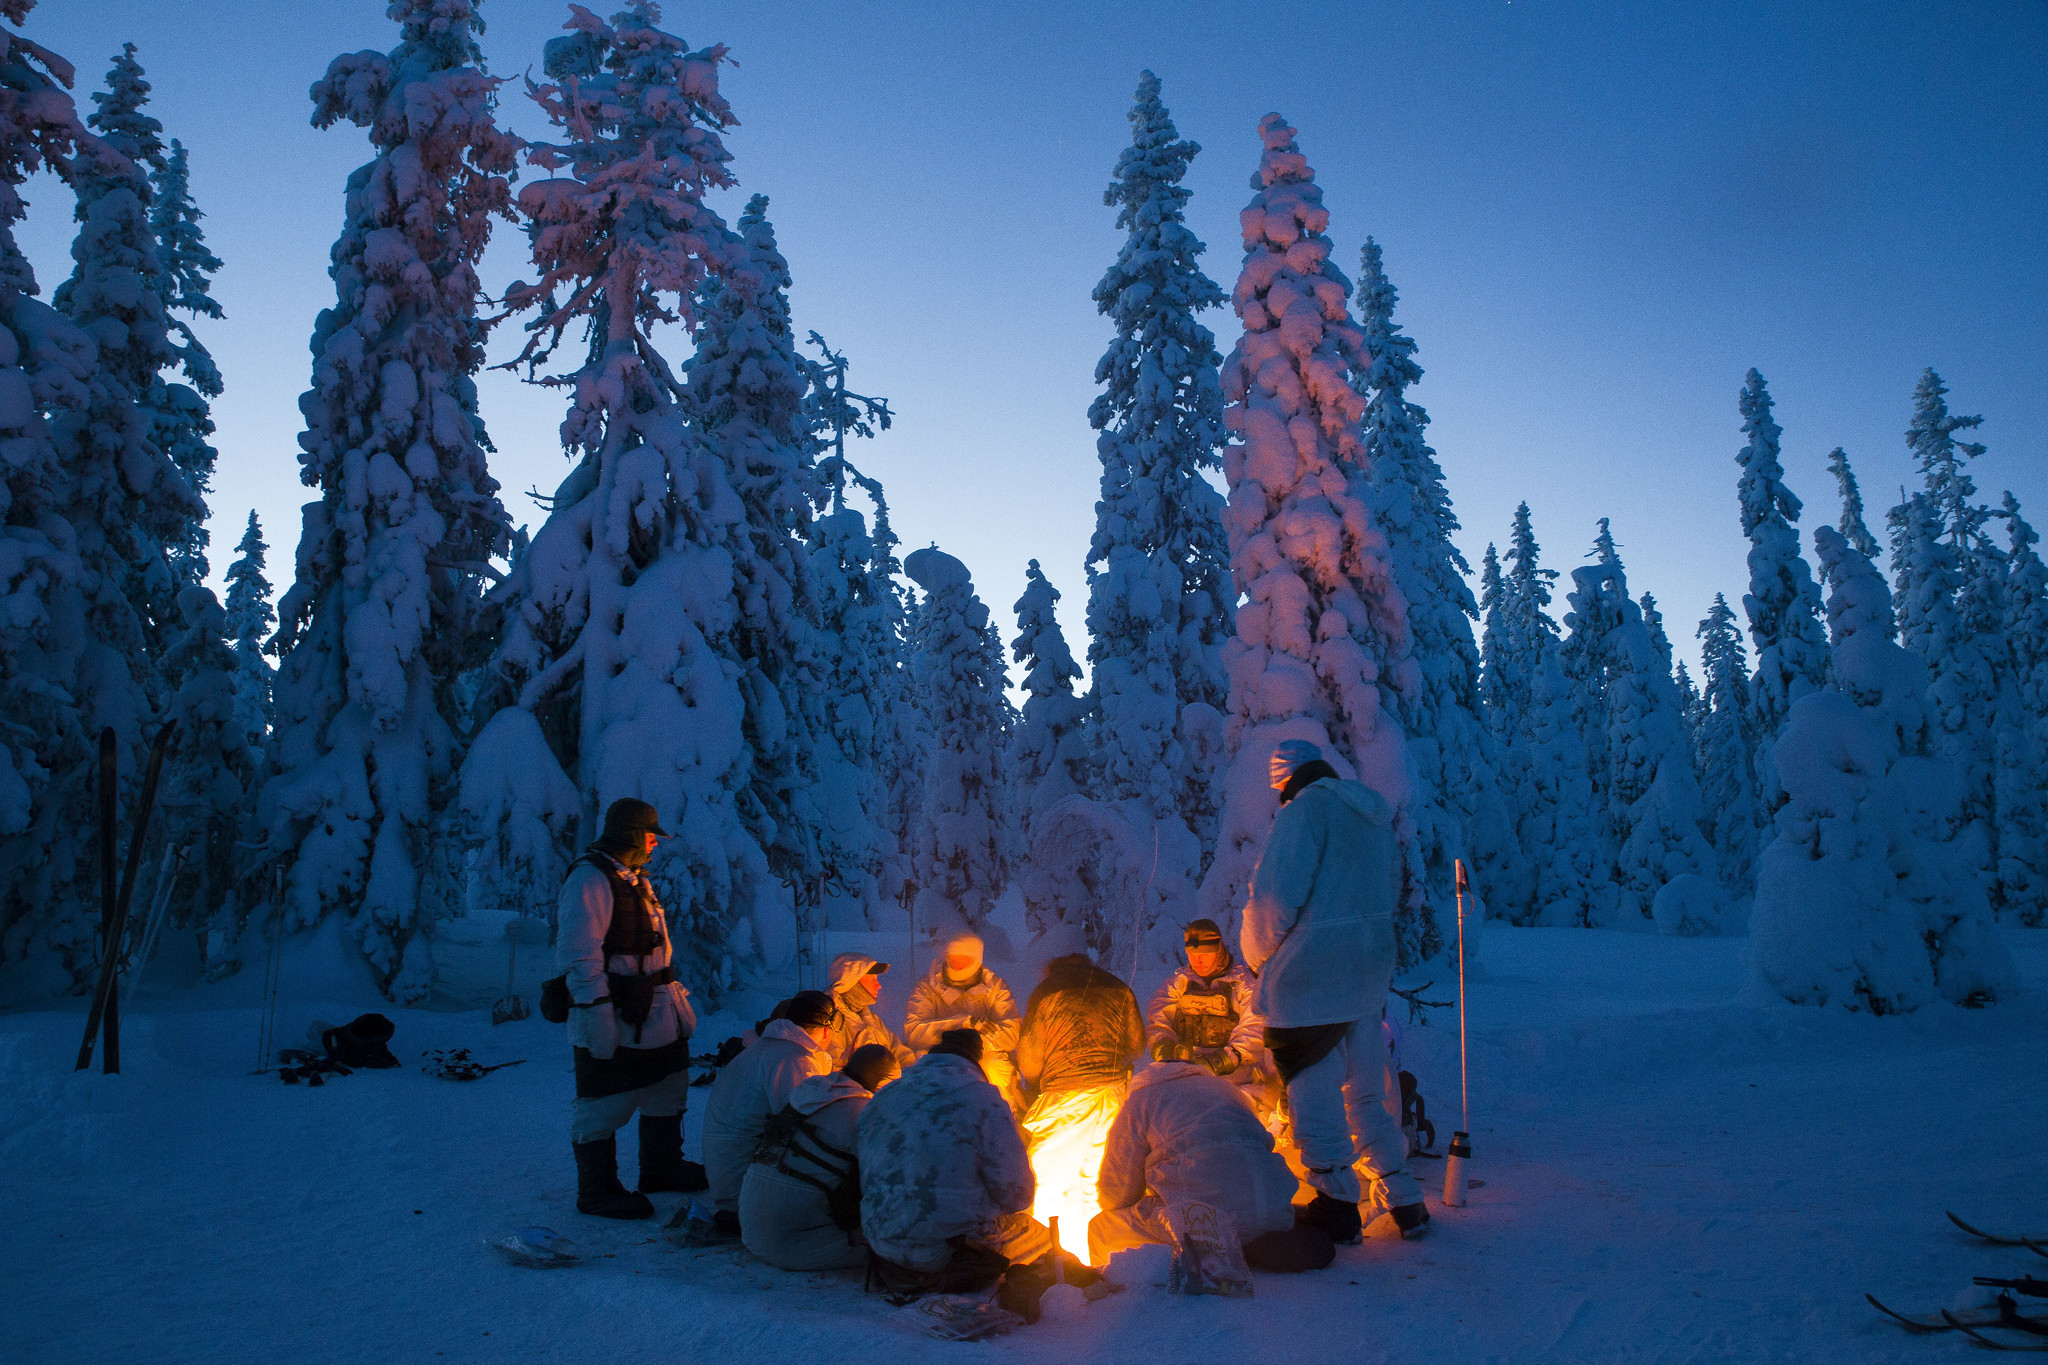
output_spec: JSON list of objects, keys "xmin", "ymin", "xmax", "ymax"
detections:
[
  {"xmin": 904, "ymin": 932, "xmax": 1024, "ymax": 1112},
  {"xmin": 1015, "ymin": 953, "xmax": 1145, "ymax": 1107},
  {"xmin": 1245, "ymin": 739, "xmax": 1430, "ymax": 1245},
  {"xmin": 740, "ymin": 1043, "xmax": 902, "ymax": 1271},
  {"xmin": 1146, "ymin": 919, "xmax": 1267, "ymax": 1083},
  {"xmin": 1089, "ymin": 1058, "xmax": 1333, "ymax": 1273},
  {"xmin": 823, "ymin": 952, "xmax": 916, "ymax": 1073},
  {"xmin": 857, "ymin": 1028, "xmax": 1086, "ymax": 1317},
  {"xmin": 702, "ymin": 989, "xmax": 835, "ymax": 1234},
  {"xmin": 558, "ymin": 797, "xmax": 702, "ymax": 1220}
]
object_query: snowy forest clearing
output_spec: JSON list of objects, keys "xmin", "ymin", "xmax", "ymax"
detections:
[{"xmin": 7, "ymin": 922, "xmax": 2043, "ymax": 1365}]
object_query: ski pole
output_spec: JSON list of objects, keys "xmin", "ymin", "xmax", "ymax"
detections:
[{"xmin": 1444, "ymin": 859, "xmax": 1472, "ymax": 1207}]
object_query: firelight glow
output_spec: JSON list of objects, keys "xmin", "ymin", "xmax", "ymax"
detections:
[{"xmin": 1024, "ymin": 1083, "xmax": 1127, "ymax": 1264}]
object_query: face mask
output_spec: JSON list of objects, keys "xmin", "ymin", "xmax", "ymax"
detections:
[{"xmin": 842, "ymin": 977, "xmax": 878, "ymax": 1011}]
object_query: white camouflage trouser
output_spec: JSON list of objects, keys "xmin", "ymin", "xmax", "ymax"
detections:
[
  {"xmin": 1285, "ymin": 1016, "xmax": 1423, "ymax": 1209},
  {"xmin": 570, "ymin": 1069, "xmax": 691, "ymax": 1144}
]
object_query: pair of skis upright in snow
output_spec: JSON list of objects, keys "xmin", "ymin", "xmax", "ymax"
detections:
[
  {"xmin": 73, "ymin": 722, "xmax": 177, "ymax": 1074},
  {"xmin": 1866, "ymin": 1214, "xmax": 2048, "ymax": 1351}
]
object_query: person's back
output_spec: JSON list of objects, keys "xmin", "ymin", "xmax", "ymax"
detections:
[
  {"xmin": 856, "ymin": 1048, "xmax": 1034, "ymax": 1271},
  {"xmin": 739, "ymin": 1045, "xmax": 898, "ymax": 1271},
  {"xmin": 1015, "ymin": 954, "xmax": 1144, "ymax": 1098},
  {"xmin": 703, "ymin": 1010, "xmax": 833, "ymax": 1218}
]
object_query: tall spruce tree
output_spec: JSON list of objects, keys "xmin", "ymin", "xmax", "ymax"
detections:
[
  {"xmin": 0, "ymin": 2, "xmax": 130, "ymax": 984},
  {"xmin": 1354, "ymin": 236, "xmax": 1506, "ymax": 926},
  {"xmin": 1199, "ymin": 114, "xmax": 1432, "ymax": 964},
  {"xmin": 1826, "ymin": 446, "xmax": 1881, "ymax": 564},
  {"xmin": 1997, "ymin": 493, "xmax": 2048, "ymax": 925},
  {"xmin": 682, "ymin": 195, "xmax": 828, "ymax": 929},
  {"xmin": 264, "ymin": 0, "xmax": 518, "ymax": 995},
  {"xmin": 1085, "ymin": 71, "xmax": 1232, "ymax": 870},
  {"xmin": 146, "ymin": 137, "xmax": 222, "ymax": 590},
  {"xmin": 1008, "ymin": 560, "xmax": 1090, "ymax": 859},
  {"xmin": 462, "ymin": 4, "xmax": 768, "ymax": 993},
  {"xmin": 1520, "ymin": 647, "xmax": 1603, "ymax": 927},
  {"xmin": 1735, "ymin": 370, "xmax": 1827, "ymax": 743}
]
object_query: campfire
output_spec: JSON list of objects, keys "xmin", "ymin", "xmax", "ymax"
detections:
[{"xmin": 1025, "ymin": 1082, "xmax": 1127, "ymax": 1264}]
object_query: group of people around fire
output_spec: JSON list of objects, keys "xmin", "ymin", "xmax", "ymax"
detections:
[{"xmin": 555, "ymin": 740, "xmax": 1429, "ymax": 1321}]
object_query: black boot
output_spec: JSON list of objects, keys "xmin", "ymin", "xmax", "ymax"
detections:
[
  {"xmin": 573, "ymin": 1136, "xmax": 653, "ymax": 1220},
  {"xmin": 636, "ymin": 1114, "xmax": 707, "ymax": 1193},
  {"xmin": 1298, "ymin": 1192, "xmax": 1363, "ymax": 1245},
  {"xmin": 1390, "ymin": 1202, "xmax": 1431, "ymax": 1240},
  {"xmin": 997, "ymin": 1257, "xmax": 1055, "ymax": 1324}
]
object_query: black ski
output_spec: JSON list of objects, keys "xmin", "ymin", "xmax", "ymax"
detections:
[
  {"xmin": 1867, "ymin": 1294, "xmax": 2048, "ymax": 1335},
  {"xmin": 1942, "ymin": 1311, "xmax": 2048, "ymax": 1352},
  {"xmin": 1950, "ymin": 1212, "xmax": 2048, "ymax": 1258},
  {"xmin": 74, "ymin": 721, "xmax": 176, "ymax": 1073}
]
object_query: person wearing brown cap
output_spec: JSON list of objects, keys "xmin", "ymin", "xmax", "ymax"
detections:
[
  {"xmin": 701, "ymin": 988, "xmax": 835, "ymax": 1234},
  {"xmin": 557, "ymin": 797, "xmax": 700, "ymax": 1220}
]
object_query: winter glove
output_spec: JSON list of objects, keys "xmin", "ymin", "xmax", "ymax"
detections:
[
  {"xmin": 1201, "ymin": 1047, "xmax": 1240, "ymax": 1077},
  {"xmin": 570, "ymin": 1000, "xmax": 620, "ymax": 1061},
  {"xmin": 1150, "ymin": 1037, "xmax": 1180, "ymax": 1062}
]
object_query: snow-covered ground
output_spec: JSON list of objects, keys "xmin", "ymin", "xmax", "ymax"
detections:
[{"xmin": 6, "ymin": 922, "xmax": 2043, "ymax": 1365}]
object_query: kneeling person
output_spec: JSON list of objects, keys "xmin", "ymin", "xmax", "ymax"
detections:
[
  {"xmin": 1089, "ymin": 1060, "xmax": 1332, "ymax": 1273},
  {"xmin": 703, "ymin": 989, "xmax": 835, "ymax": 1230},
  {"xmin": 741, "ymin": 1044, "xmax": 901, "ymax": 1271},
  {"xmin": 857, "ymin": 1029, "xmax": 1052, "ymax": 1281}
]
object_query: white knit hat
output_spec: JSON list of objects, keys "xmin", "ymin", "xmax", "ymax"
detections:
[{"xmin": 1269, "ymin": 739, "xmax": 1325, "ymax": 789}]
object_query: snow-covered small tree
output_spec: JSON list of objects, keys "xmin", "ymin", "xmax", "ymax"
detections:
[
  {"xmin": 263, "ymin": 0, "xmax": 518, "ymax": 994},
  {"xmin": 1558, "ymin": 524, "xmax": 1622, "ymax": 853},
  {"xmin": 222, "ymin": 511, "xmax": 274, "ymax": 752},
  {"xmin": 1675, "ymin": 660, "xmax": 1705, "ymax": 768},
  {"xmin": 1735, "ymin": 369, "xmax": 1827, "ymax": 743},
  {"xmin": 1199, "ymin": 114, "xmax": 1433, "ymax": 965},
  {"xmin": 1518, "ymin": 648, "xmax": 1603, "ymax": 927},
  {"xmin": 1085, "ymin": 71, "xmax": 1232, "ymax": 873},
  {"xmin": 1750, "ymin": 526, "xmax": 2016, "ymax": 1011},
  {"xmin": 1008, "ymin": 560, "xmax": 1089, "ymax": 856},
  {"xmin": 0, "ymin": 2, "xmax": 113, "ymax": 984},
  {"xmin": 1487, "ymin": 502, "xmax": 1560, "ymax": 749},
  {"xmin": 1640, "ymin": 592, "xmax": 1673, "ymax": 677},
  {"xmin": 146, "ymin": 137, "xmax": 223, "ymax": 590},
  {"xmin": 464, "ymin": 5, "xmax": 771, "ymax": 993},
  {"xmin": 904, "ymin": 547, "xmax": 1010, "ymax": 936},
  {"xmin": 1354, "ymin": 236, "xmax": 1507, "ymax": 934},
  {"xmin": 1826, "ymin": 446, "xmax": 1881, "ymax": 565},
  {"xmin": 1695, "ymin": 593, "xmax": 1760, "ymax": 895}
]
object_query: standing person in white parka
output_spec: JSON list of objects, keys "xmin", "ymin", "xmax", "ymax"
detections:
[
  {"xmin": 558, "ymin": 798, "xmax": 703, "ymax": 1220},
  {"xmin": 1244, "ymin": 741, "xmax": 1429, "ymax": 1244}
]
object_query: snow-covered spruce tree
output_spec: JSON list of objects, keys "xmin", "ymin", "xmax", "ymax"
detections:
[
  {"xmin": 464, "ymin": 6, "xmax": 766, "ymax": 990},
  {"xmin": 1996, "ymin": 493, "xmax": 2048, "ymax": 925},
  {"xmin": 1474, "ymin": 540, "xmax": 1534, "ymax": 917},
  {"xmin": 1008, "ymin": 560, "xmax": 1089, "ymax": 857},
  {"xmin": 904, "ymin": 547, "xmax": 1011, "ymax": 936},
  {"xmin": 0, "ymin": 3, "xmax": 117, "ymax": 984},
  {"xmin": 1085, "ymin": 70, "xmax": 1232, "ymax": 872},
  {"xmin": 1557, "ymin": 523, "xmax": 1621, "ymax": 862},
  {"xmin": 223, "ymin": 511, "xmax": 274, "ymax": 751},
  {"xmin": 1826, "ymin": 446, "xmax": 1881, "ymax": 565},
  {"xmin": 146, "ymin": 137, "xmax": 223, "ymax": 590},
  {"xmin": 1750, "ymin": 526, "xmax": 2015, "ymax": 1011},
  {"xmin": 1486, "ymin": 501, "xmax": 1561, "ymax": 751},
  {"xmin": 1695, "ymin": 592, "xmax": 1760, "ymax": 896},
  {"xmin": 1198, "ymin": 114, "xmax": 1433, "ymax": 965},
  {"xmin": 263, "ymin": 0, "xmax": 518, "ymax": 995},
  {"xmin": 1735, "ymin": 369, "xmax": 1827, "ymax": 745},
  {"xmin": 1518, "ymin": 647, "xmax": 1603, "ymax": 927},
  {"xmin": 682, "ymin": 193, "xmax": 828, "ymax": 931},
  {"xmin": 1354, "ymin": 236, "xmax": 1509, "ymax": 929},
  {"xmin": 1640, "ymin": 592, "xmax": 1673, "ymax": 676},
  {"xmin": 1675, "ymin": 661, "xmax": 1705, "ymax": 770},
  {"xmin": 51, "ymin": 42, "xmax": 198, "ymax": 677}
]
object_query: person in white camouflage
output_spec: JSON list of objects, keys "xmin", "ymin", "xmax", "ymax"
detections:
[
  {"xmin": 1145, "ymin": 918, "xmax": 1267, "ymax": 1082},
  {"xmin": 904, "ymin": 932, "xmax": 1024, "ymax": 1111},
  {"xmin": 823, "ymin": 952, "xmax": 916, "ymax": 1072}
]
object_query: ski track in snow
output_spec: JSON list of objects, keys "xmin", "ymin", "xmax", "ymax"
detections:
[{"xmin": 5, "ymin": 924, "xmax": 2043, "ymax": 1365}]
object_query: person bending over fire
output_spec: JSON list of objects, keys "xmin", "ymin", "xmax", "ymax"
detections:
[
  {"xmin": 1088, "ymin": 1057, "xmax": 1334, "ymax": 1273},
  {"xmin": 1245, "ymin": 740, "xmax": 1430, "ymax": 1245},
  {"xmin": 739, "ymin": 1043, "xmax": 901, "ymax": 1271},
  {"xmin": 904, "ymin": 932, "xmax": 1024, "ymax": 1112}
]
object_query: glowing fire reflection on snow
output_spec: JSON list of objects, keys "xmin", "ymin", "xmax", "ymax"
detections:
[{"xmin": 1024, "ymin": 1081, "xmax": 1126, "ymax": 1264}]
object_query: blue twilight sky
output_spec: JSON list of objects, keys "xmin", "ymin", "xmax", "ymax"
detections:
[{"xmin": 12, "ymin": 0, "xmax": 2045, "ymax": 679}]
